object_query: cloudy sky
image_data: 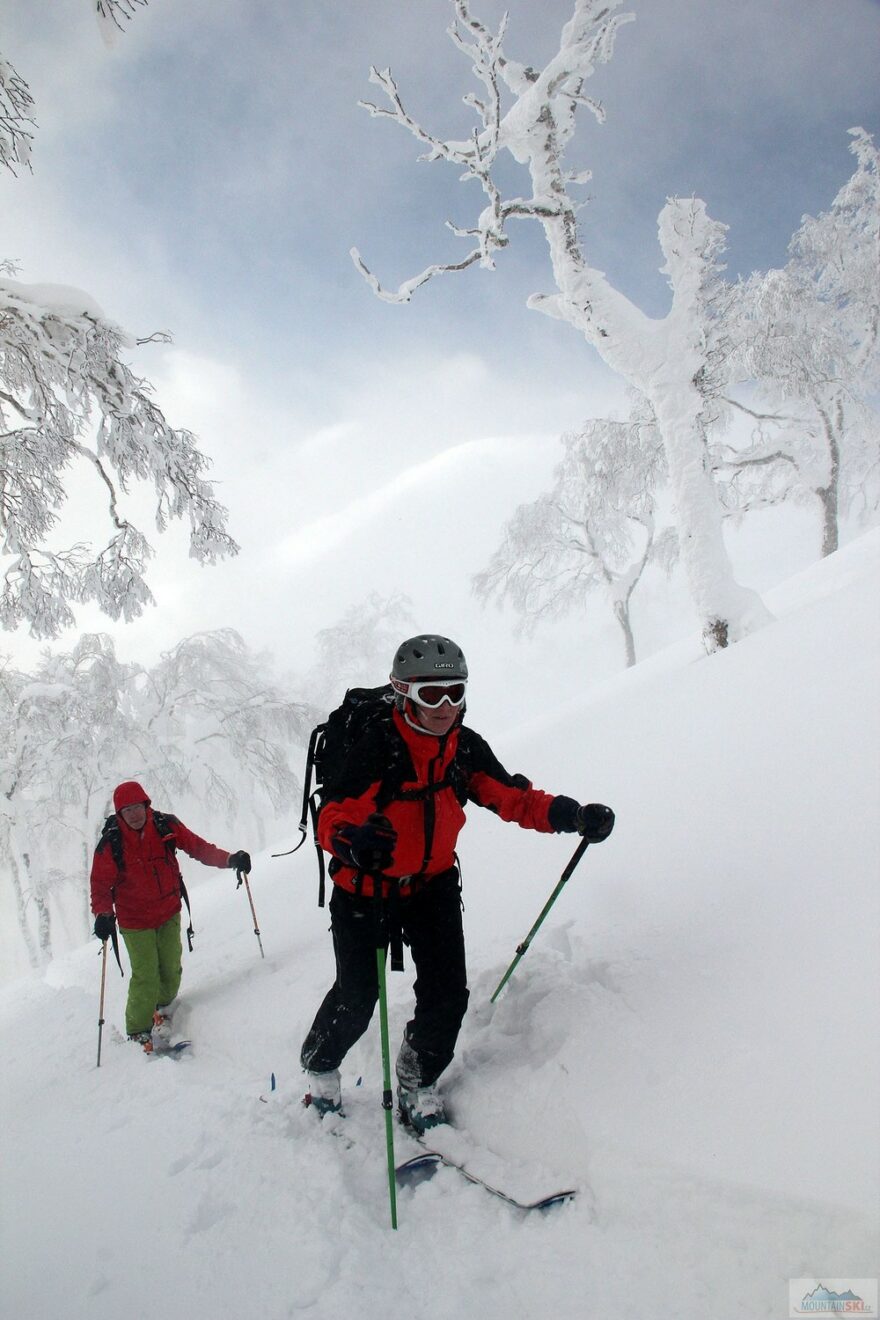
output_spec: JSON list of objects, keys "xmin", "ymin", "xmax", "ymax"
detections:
[{"xmin": 2, "ymin": 0, "xmax": 878, "ymax": 715}]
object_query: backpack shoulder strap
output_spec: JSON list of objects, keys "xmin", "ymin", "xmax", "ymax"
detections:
[
  {"xmin": 151, "ymin": 810, "xmax": 179, "ymax": 844},
  {"xmin": 98, "ymin": 814, "xmax": 125, "ymax": 874},
  {"xmin": 151, "ymin": 811, "xmax": 195, "ymax": 952}
]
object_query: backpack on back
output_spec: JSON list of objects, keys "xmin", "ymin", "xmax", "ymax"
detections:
[
  {"xmin": 281, "ymin": 683, "xmax": 468, "ymax": 906},
  {"xmin": 284, "ymin": 685, "xmax": 397, "ymax": 905}
]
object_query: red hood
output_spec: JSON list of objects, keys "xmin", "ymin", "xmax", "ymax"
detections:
[{"xmin": 113, "ymin": 780, "xmax": 151, "ymax": 811}]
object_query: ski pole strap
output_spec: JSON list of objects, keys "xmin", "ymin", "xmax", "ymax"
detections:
[
  {"xmin": 271, "ymin": 724, "xmax": 325, "ymax": 862},
  {"xmin": 368, "ymin": 882, "xmax": 404, "ymax": 973},
  {"xmin": 308, "ymin": 793, "xmax": 326, "ymax": 907},
  {"xmin": 269, "ymin": 829, "xmax": 308, "ymax": 859},
  {"xmin": 179, "ymin": 878, "xmax": 195, "ymax": 952},
  {"xmin": 386, "ymin": 882, "xmax": 404, "ymax": 973}
]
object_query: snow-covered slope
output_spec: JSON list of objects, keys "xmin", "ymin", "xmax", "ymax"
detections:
[{"xmin": 2, "ymin": 533, "xmax": 877, "ymax": 1320}]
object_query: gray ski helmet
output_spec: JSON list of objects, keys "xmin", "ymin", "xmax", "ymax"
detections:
[{"xmin": 391, "ymin": 635, "xmax": 468, "ymax": 682}]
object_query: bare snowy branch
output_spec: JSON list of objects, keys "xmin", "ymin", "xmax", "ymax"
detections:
[
  {"xmin": 95, "ymin": 0, "xmax": 151, "ymax": 43},
  {"xmin": 0, "ymin": 57, "xmax": 35, "ymax": 176},
  {"xmin": 0, "ymin": 279, "xmax": 238, "ymax": 638}
]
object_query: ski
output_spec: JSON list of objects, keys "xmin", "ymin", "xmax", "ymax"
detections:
[
  {"xmin": 270, "ymin": 1073, "xmax": 577, "ymax": 1212},
  {"xmin": 395, "ymin": 1144, "xmax": 577, "ymax": 1212}
]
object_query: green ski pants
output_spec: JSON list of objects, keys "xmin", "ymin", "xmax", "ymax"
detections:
[{"xmin": 120, "ymin": 914, "xmax": 182, "ymax": 1036}]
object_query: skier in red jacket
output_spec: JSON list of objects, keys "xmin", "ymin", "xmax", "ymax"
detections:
[
  {"xmin": 300, "ymin": 635, "xmax": 615, "ymax": 1131},
  {"xmin": 90, "ymin": 780, "xmax": 250, "ymax": 1052}
]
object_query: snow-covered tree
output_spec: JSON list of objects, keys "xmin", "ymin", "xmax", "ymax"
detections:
[
  {"xmin": 0, "ymin": 278, "xmax": 239, "ymax": 640},
  {"xmin": 0, "ymin": 657, "xmax": 38, "ymax": 965},
  {"xmin": 143, "ymin": 629, "xmax": 313, "ymax": 848},
  {"xmin": 1, "ymin": 39, "xmax": 237, "ymax": 640},
  {"xmin": 474, "ymin": 404, "xmax": 675, "ymax": 667},
  {"xmin": 1, "ymin": 630, "xmax": 310, "ymax": 965},
  {"xmin": 351, "ymin": 0, "xmax": 770, "ymax": 651},
  {"xmin": 724, "ymin": 130, "xmax": 880, "ymax": 556},
  {"xmin": 0, "ymin": 635, "xmax": 155, "ymax": 966},
  {"xmin": 305, "ymin": 591, "xmax": 415, "ymax": 713}
]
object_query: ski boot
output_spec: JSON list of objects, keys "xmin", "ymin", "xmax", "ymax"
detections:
[
  {"xmin": 128, "ymin": 1030, "xmax": 154, "ymax": 1055},
  {"xmin": 151, "ymin": 1009, "xmax": 174, "ymax": 1051},
  {"xmin": 303, "ymin": 1068, "xmax": 342, "ymax": 1117},
  {"xmin": 397, "ymin": 1083, "xmax": 447, "ymax": 1134}
]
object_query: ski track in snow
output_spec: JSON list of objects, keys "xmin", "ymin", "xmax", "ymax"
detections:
[{"xmin": 2, "ymin": 531, "xmax": 879, "ymax": 1320}]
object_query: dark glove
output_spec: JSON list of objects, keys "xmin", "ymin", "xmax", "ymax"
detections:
[
  {"xmin": 94, "ymin": 912, "xmax": 116, "ymax": 941},
  {"xmin": 228, "ymin": 850, "xmax": 252, "ymax": 873},
  {"xmin": 333, "ymin": 813, "xmax": 398, "ymax": 873},
  {"xmin": 576, "ymin": 803, "xmax": 615, "ymax": 843}
]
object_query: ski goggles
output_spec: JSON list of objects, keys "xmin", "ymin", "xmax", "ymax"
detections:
[{"xmin": 401, "ymin": 678, "xmax": 467, "ymax": 709}]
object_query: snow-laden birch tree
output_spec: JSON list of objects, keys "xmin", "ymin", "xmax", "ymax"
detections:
[
  {"xmin": 1, "ymin": 40, "xmax": 237, "ymax": 641},
  {"xmin": 351, "ymin": 0, "xmax": 771, "ymax": 651},
  {"xmin": 474, "ymin": 403, "xmax": 675, "ymax": 667},
  {"xmin": 143, "ymin": 629, "xmax": 313, "ymax": 849},
  {"xmin": 0, "ymin": 658, "xmax": 38, "ymax": 966},
  {"xmin": 0, "ymin": 277, "xmax": 239, "ymax": 641},
  {"xmin": 724, "ymin": 129, "xmax": 880, "ymax": 556},
  {"xmin": 1, "ymin": 630, "xmax": 310, "ymax": 965},
  {"xmin": 0, "ymin": 635, "xmax": 157, "ymax": 966}
]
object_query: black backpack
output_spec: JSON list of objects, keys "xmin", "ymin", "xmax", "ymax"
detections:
[
  {"xmin": 280, "ymin": 685, "xmax": 397, "ymax": 906},
  {"xmin": 99, "ymin": 809, "xmax": 196, "ymax": 950},
  {"xmin": 280, "ymin": 683, "xmax": 469, "ymax": 907}
]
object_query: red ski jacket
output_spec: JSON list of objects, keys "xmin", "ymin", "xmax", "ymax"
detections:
[
  {"xmin": 90, "ymin": 809, "xmax": 230, "ymax": 931},
  {"xmin": 318, "ymin": 706, "xmax": 579, "ymax": 899}
]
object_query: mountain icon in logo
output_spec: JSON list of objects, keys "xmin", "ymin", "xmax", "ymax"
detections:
[{"xmin": 801, "ymin": 1283, "xmax": 865, "ymax": 1304}]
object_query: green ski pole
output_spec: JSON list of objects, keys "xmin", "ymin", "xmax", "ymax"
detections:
[
  {"xmin": 376, "ymin": 941, "xmax": 399, "ymax": 1230},
  {"xmin": 490, "ymin": 836, "xmax": 590, "ymax": 1003}
]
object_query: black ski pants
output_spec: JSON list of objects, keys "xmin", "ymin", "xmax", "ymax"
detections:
[{"xmin": 300, "ymin": 868, "xmax": 470, "ymax": 1089}]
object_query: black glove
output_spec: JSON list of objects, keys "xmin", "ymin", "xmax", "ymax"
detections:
[
  {"xmin": 228, "ymin": 850, "xmax": 252, "ymax": 873},
  {"xmin": 576, "ymin": 803, "xmax": 615, "ymax": 843},
  {"xmin": 334, "ymin": 813, "xmax": 398, "ymax": 873},
  {"xmin": 94, "ymin": 912, "xmax": 116, "ymax": 941}
]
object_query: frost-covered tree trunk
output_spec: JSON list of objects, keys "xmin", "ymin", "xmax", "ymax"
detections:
[
  {"xmin": 22, "ymin": 850, "xmax": 52, "ymax": 963},
  {"xmin": 816, "ymin": 396, "xmax": 842, "ymax": 557},
  {"xmin": 2, "ymin": 820, "xmax": 39, "ymax": 969},
  {"xmin": 352, "ymin": 0, "xmax": 770, "ymax": 651}
]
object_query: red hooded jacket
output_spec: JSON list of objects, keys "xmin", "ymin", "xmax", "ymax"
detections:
[{"xmin": 90, "ymin": 781, "xmax": 231, "ymax": 930}]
